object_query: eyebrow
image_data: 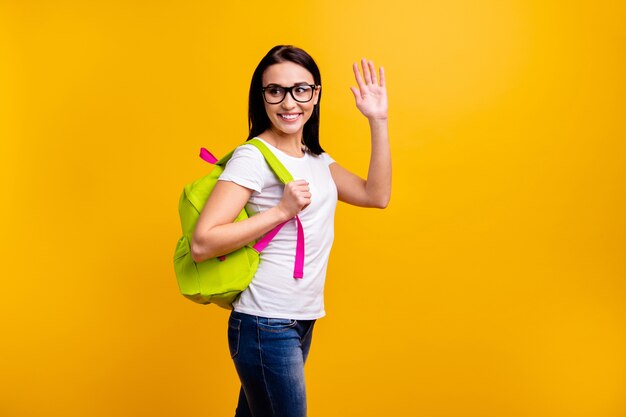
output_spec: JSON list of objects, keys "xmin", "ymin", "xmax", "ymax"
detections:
[{"xmin": 265, "ymin": 81, "xmax": 312, "ymax": 87}]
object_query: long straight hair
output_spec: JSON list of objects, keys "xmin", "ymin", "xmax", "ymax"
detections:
[{"xmin": 247, "ymin": 45, "xmax": 324, "ymax": 155}]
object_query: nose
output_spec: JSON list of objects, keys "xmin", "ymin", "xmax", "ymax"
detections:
[{"xmin": 281, "ymin": 91, "xmax": 297, "ymax": 109}]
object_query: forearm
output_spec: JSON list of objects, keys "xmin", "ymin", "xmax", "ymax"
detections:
[
  {"xmin": 364, "ymin": 118, "xmax": 392, "ymax": 207},
  {"xmin": 191, "ymin": 206, "xmax": 288, "ymax": 263}
]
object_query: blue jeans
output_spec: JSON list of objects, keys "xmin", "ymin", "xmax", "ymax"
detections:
[{"xmin": 228, "ymin": 311, "xmax": 316, "ymax": 417}]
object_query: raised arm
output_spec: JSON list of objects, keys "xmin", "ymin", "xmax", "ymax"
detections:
[{"xmin": 330, "ymin": 59, "xmax": 391, "ymax": 208}]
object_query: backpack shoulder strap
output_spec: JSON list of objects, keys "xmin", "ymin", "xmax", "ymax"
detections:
[
  {"xmin": 216, "ymin": 138, "xmax": 294, "ymax": 184},
  {"xmin": 247, "ymin": 138, "xmax": 293, "ymax": 184},
  {"xmin": 207, "ymin": 138, "xmax": 302, "ymax": 278}
]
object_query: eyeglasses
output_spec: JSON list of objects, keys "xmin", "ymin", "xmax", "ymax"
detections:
[{"xmin": 262, "ymin": 84, "xmax": 318, "ymax": 104}]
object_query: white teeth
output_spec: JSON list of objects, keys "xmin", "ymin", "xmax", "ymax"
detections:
[{"xmin": 280, "ymin": 114, "xmax": 299, "ymax": 120}]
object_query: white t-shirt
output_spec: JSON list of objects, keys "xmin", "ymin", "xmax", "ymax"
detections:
[{"xmin": 218, "ymin": 137, "xmax": 338, "ymax": 320}]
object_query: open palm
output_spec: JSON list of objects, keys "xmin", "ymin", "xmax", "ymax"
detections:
[{"xmin": 351, "ymin": 59, "xmax": 388, "ymax": 120}]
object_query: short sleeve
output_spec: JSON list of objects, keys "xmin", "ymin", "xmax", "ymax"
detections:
[
  {"xmin": 319, "ymin": 152, "xmax": 335, "ymax": 166},
  {"xmin": 218, "ymin": 144, "xmax": 265, "ymax": 193}
]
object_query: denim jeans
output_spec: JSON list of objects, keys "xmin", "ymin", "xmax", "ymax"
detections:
[{"xmin": 228, "ymin": 310, "xmax": 316, "ymax": 417}]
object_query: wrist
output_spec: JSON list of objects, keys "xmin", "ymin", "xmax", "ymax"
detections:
[
  {"xmin": 368, "ymin": 118, "xmax": 389, "ymax": 137},
  {"xmin": 368, "ymin": 116, "xmax": 388, "ymax": 126},
  {"xmin": 270, "ymin": 204, "xmax": 292, "ymax": 223}
]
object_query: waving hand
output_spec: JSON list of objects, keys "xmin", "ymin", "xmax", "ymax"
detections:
[{"xmin": 351, "ymin": 59, "xmax": 388, "ymax": 120}]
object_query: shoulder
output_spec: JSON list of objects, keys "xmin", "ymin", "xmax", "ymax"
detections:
[
  {"xmin": 315, "ymin": 151, "xmax": 335, "ymax": 166},
  {"xmin": 229, "ymin": 143, "xmax": 265, "ymax": 163},
  {"xmin": 219, "ymin": 142, "xmax": 273, "ymax": 193}
]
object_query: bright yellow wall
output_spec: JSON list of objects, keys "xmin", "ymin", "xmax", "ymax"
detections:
[{"xmin": 1, "ymin": 1, "xmax": 625, "ymax": 416}]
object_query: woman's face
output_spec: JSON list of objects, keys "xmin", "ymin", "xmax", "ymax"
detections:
[{"xmin": 261, "ymin": 61, "xmax": 319, "ymax": 139}]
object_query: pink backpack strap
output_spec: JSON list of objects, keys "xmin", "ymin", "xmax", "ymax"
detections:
[
  {"xmin": 253, "ymin": 215, "xmax": 305, "ymax": 279},
  {"xmin": 199, "ymin": 148, "xmax": 218, "ymax": 164},
  {"xmin": 293, "ymin": 216, "xmax": 304, "ymax": 279},
  {"xmin": 253, "ymin": 221, "xmax": 288, "ymax": 252}
]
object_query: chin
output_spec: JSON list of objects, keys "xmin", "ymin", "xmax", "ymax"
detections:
[{"xmin": 271, "ymin": 120, "xmax": 306, "ymax": 136}]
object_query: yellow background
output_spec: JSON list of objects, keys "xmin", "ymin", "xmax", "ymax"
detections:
[{"xmin": 1, "ymin": 1, "xmax": 625, "ymax": 416}]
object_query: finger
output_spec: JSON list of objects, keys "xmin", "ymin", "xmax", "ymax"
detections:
[
  {"xmin": 353, "ymin": 62, "xmax": 366, "ymax": 91},
  {"xmin": 350, "ymin": 86, "xmax": 361, "ymax": 102},
  {"xmin": 294, "ymin": 184, "xmax": 310, "ymax": 194},
  {"xmin": 361, "ymin": 58, "xmax": 372, "ymax": 85},
  {"xmin": 300, "ymin": 196, "xmax": 311, "ymax": 209},
  {"xmin": 379, "ymin": 66, "xmax": 386, "ymax": 87},
  {"xmin": 368, "ymin": 60, "xmax": 377, "ymax": 85}
]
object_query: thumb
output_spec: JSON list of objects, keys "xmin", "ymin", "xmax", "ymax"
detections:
[{"xmin": 350, "ymin": 86, "xmax": 361, "ymax": 103}]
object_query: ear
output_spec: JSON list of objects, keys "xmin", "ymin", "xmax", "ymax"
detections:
[{"xmin": 313, "ymin": 85, "xmax": 321, "ymax": 105}]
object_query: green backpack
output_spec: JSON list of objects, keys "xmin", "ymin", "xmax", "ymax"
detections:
[{"xmin": 173, "ymin": 138, "xmax": 304, "ymax": 308}]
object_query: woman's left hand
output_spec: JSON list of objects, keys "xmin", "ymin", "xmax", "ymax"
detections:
[{"xmin": 351, "ymin": 58, "xmax": 388, "ymax": 121}]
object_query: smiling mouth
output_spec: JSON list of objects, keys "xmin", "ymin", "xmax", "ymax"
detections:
[{"xmin": 279, "ymin": 113, "xmax": 301, "ymax": 121}]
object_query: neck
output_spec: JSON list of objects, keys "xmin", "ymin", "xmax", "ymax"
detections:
[{"xmin": 260, "ymin": 129, "xmax": 305, "ymax": 157}]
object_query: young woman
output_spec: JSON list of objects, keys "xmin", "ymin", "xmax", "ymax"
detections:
[{"xmin": 191, "ymin": 45, "xmax": 391, "ymax": 417}]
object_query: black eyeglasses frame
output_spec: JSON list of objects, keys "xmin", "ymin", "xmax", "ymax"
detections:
[{"xmin": 261, "ymin": 84, "xmax": 319, "ymax": 104}]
